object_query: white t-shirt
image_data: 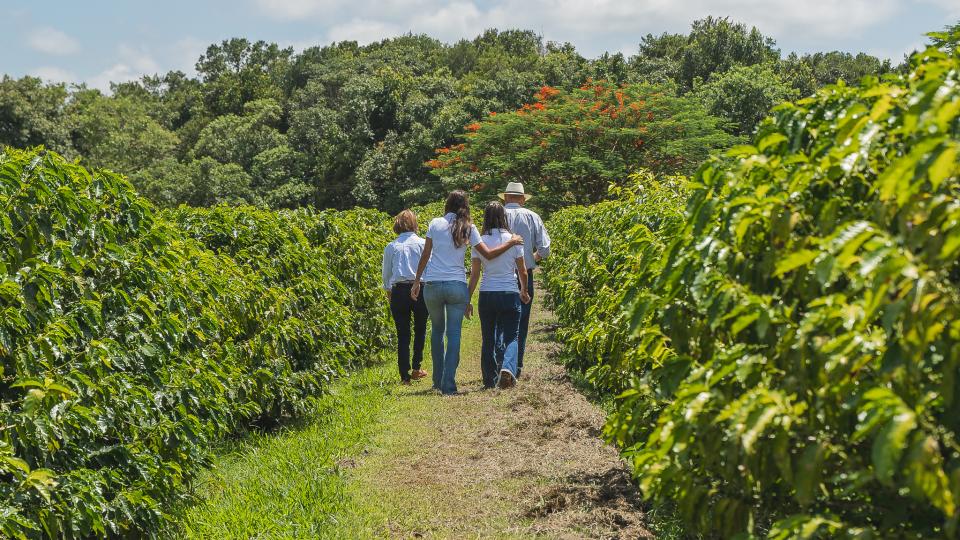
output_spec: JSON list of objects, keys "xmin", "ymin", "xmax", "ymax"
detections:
[
  {"xmin": 423, "ymin": 213, "xmax": 482, "ymax": 283},
  {"xmin": 472, "ymin": 229, "xmax": 524, "ymax": 293}
]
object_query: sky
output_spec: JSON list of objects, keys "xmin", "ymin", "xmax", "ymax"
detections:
[{"xmin": 1, "ymin": 0, "xmax": 958, "ymax": 91}]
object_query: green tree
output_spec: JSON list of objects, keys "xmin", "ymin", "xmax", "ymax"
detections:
[
  {"xmin": 429, "ymin": 81, "xmax": 734, "ymax": 212},
  {"xmin": 196, "ymin": 38, "xmax": 293, "ymax": 116},
  {"xmin": 67, "ymin": 90, "xmax": 180, "ymax": 174},
  {"xmin": 678, "ymin": 16, "xmax": 780, "ymax": 92},
  {"xmin": 0, "ymin": 76, "xmax": 72, "ymax": 152},
  {"xmin": 694, "ymin": 63, "xmax": 798, "ymax": 135}
]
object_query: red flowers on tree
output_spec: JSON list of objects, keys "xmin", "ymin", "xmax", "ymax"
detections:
[{"xmin": 426, "ymin": 80, "xmax": 733, "ymax": 211}]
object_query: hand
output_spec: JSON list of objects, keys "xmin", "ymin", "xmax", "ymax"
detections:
[
  {"xmin": 410, "ymin": 281, "xmax": 421, "ymax": 301},
  {"xmin": 534, "ymin": 252, "xmax": 542, "ymax": 263},
  {"xmin": 521, "ymin": 291, "xmax": 531, "ymax": 304},
  {"xmin": 510, "ymin": 234, "xmax": 524, "ymax": 246},
  {"xmin": 465, "ymin": 303, "xmax": 474, "ymax": 319}
]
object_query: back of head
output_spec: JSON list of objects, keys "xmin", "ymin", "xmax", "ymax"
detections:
[
  {"xmin": 444, "ymin": 190, "xmax": 472, "ymax": 248},
  {"xmin": 504, "ymin": 193, "xmax": 526, "ymax": 206},
  {"xmin": 482, "ymin": 201, "xmax": 510, "ymax": 235},
  {"xmin": 393, "ymin": 209, "xmax": 418, "ymax": 235}
]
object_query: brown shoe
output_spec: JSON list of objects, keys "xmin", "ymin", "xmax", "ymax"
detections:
[
  {"xmin": 411, "ymin": 369, "xmax": 428, "ymax": 380},
  {"xmin": 497, "ymin": 370, "xmax": 515, "ymax": 389},
  {"xmin": 401, "ymin": 379, "xmax": 412, "ymax": 386}
]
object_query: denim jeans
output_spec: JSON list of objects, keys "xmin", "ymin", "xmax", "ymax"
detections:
[
  {"xmin": 479, "ymin": 291, "xmax": 522, "ymax": 387},
  {"xmin": 422, "ymin": 280, "xmax": 469, "ymax": 394},
  {"xmin": 390, "ymin": 282, "xmax": 428, "ymax": 382},
  {"xmin": 495, "ymin": 270, "xmax": 534, "ymax": 376}
]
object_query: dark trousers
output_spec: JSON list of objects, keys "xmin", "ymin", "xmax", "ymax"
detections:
[
  {"xmin": 479, "ymin": 291, "xmax": 522, "ymax": 388},
  {"xmin": 495, "ymin": 270, "xmax": 534, "ymax": 376},
  {"xmin": 390, "ymin": 282, "xmax": 428, "ymax": 381}
]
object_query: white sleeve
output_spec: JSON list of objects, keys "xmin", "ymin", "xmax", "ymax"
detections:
[
  {"xmin": 381, "ymin": 244, "xmax": 393, "ymax": 291},
  {"xmin": 536, "ymin": 215, "xmax": 551, "ymax": 259},
  {"xmin": 426, "ymin": 219, "xmax": 438, "ymax": 239}
]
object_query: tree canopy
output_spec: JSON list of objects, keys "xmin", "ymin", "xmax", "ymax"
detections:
[{"xmin": 0, "ymin": 19, "xmax": 900, "ymax": 214}]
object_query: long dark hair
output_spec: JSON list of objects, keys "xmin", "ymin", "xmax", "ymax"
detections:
[
  {"xmin": 481, "ymin": 201, "xmax": 510, "ymax": 235},
  {"xmin": 444, "ymin": 190, "xmax": 472, "ymax": 248}
]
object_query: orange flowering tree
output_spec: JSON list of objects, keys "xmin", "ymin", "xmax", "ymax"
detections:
[{"xmin": 427, "ymin": 80, "xmax": 734, "ymax": 211}]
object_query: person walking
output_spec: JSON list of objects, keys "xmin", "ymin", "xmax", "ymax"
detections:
[
  {"xmin": 499, "ymin": 182, "xmax": 550, "ymax": 379},
  {"xmin": 468, "ymin": 201, "xmax": 530, "ymax": 389},
  {"xmin": 382, "ymin": 209, "xmax": 430, "ymax": 385},
  {"xmin": 410, "ymin": 191, "xmax": 522, "ymax": 395}
]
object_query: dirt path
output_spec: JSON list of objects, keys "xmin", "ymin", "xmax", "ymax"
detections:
[{"xmin": 342, "ymin": 296, "xmax": 652, "ymax": 539}]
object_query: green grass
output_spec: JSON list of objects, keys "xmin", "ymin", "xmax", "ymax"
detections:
[{"xmin": 168, "ymin": 359, "xmax": 396, "ymax": 539}]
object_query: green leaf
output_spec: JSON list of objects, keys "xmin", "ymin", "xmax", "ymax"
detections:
[
  {"xmin": 872, "ymin": 410, "xmax": 917, "ymax": 485},
  {"xmin": 774, "ymin": 250, "xmax": 819, "ymax": 276}
]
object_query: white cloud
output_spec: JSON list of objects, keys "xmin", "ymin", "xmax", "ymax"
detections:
[
  {"xmin": 87, "ymin": 45, "xmax": 161, "ymax": 92},
  {"xmin": 327, "ymin": 19, "xmax": 403, "ymax": 44},
  {"xmin": 27, "ymin": 27, "xmax": 80, "ymax": 55},
  {"xmin": 29, "ymin": 66, "xmax": 77, "ymax": 83},
  {"xmin": 919, "ymin": 0, "xmax": 960, "ymax": 16},
  {"xmin": 254, "ymin": 0, "xmax": 911, "ymax": 55},
  {"xmin": 255, "ymin": 0, "xmax": 342, "ymax": 19},
  {"xmin": 171, "ymin": 37, "xmax": 208, "ymax": 75}
]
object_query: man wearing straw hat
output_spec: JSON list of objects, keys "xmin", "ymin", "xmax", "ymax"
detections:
[{"xmin": 498, "ymin": 181, "xmax": 550, "ymax": 379}]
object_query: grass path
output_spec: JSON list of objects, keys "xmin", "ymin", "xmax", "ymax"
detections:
[{"xmin": 175, "ymin": 294, "xmax": 651, "ymax": 539}]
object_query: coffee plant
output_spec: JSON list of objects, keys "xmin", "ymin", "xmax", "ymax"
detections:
[
  {"xmin": 0, "ymin": 149, "xmax": 391, "ymax": 538},
  {"xmin": 543, "ymin": 35, "xmax": 960, "ymax": 538}
]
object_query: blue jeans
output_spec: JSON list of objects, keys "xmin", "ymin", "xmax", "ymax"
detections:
[
  {"xmin": 479, "ymin": 291, "xmax": 522, "ymax": 387},
  {"xmin": 495, "ymin": 270, "xmax": 534, "ymax": 376},
  {"xmin": 423, "ymin": 281, "xmax": 469, "ymax": 394}
]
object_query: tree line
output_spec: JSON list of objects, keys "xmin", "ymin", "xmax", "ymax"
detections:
[{"xmin": 0, "ymin": 17, "xmax": 900, "ymax": 213}]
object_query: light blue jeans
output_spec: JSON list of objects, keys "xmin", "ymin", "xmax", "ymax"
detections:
[{"xmin": 423, "ymin": 280, "xmax": 469, "ymax": 395}]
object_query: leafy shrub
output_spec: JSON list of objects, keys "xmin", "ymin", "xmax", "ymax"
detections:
[
  {"xmin": 544, "ymin": 36, "xmax": 960, "ymax": 538},
  {"xmin": 0, "ymin": 149, "xmax": 391, "ymax": 538}
]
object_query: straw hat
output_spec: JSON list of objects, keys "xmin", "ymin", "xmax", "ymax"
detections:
[{"xmin": 498, "ymin": 181, "xmax": 533, "ymax": 201}]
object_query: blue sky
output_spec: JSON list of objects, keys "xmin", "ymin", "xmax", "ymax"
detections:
[{"xmin": 1, "ymin": 0, "xmax": 957, "ymax": 91}]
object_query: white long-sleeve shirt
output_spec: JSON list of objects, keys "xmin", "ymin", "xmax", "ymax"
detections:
[
  {"xmin": 382, "ymin": 232, "xmax": 426, "ymax": 290},
  {"xmin": 504, "ymin": 203, "xmax": 551, "ymax": 270}
]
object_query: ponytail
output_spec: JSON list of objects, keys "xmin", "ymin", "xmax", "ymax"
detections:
[{"xmin": 444, "ymin": 190, "xmax": 472, "ymax": 248}]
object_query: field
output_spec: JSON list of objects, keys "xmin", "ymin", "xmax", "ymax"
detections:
[{"xmin": 1, "ymin": 18, "xmax": 959, "ymax": 540}]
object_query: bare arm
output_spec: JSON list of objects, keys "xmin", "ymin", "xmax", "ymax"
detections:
[
  {"xmin": 466, "ymin": 258, "xmax": 482, "ymax": 319},
  {"xmin": 474, "ymin": 234, "xmax": 524, "ymax": 260},
  {"xmin": 516, "ymin": 257, "xmax": 530, "ymax": 304},
  {"xmin": 410, "ymin": 238, "xmax": 433, "ymax": 301}
]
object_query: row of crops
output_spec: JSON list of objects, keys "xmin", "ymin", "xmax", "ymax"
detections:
[
  {"xmin": 0, "ymin": 149, "xmax": 392, "ymax": 538},
  {"xmin": 542, "ymin": 40, "xmax": 960, "ymax": 537}
]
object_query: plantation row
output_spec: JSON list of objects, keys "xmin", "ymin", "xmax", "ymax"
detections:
[
  {"xmin": 542, "ymin": 38, "xmax": 960, "ymax": 538},
  {"xmin": 0, "ymin": 149, "xmax": 392, "ymax": 538}
]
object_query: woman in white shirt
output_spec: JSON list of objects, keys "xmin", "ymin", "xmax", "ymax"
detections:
[
  {"xmin": 410, "ymin": 191, "xmax": 521, "ymax": 395},
  {"xmin": 382, "ymin": 210, "xmax": 429, "ymax": 385},
  {"xmin": 468, "ymin": 202, "xmax": 530, "ymax": 389}
]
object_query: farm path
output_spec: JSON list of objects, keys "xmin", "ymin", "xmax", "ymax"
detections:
[
  {"xmin": 341, "ymin": 294, "xmax": 652, "ymax": 539},
  {"xmin": 175, "ymin": 289, "xmax": 651, "ymax": 539}
]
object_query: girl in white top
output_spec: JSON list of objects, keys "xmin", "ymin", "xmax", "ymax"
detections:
[
  {"xmin": 468, "ymin": 201, "xmax": 530, "ymax": 389},
  {"xmin": 410, "ymin": 191, "xmax": 521, "ymax": 395}
]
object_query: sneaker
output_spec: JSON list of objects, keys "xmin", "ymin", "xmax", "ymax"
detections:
[
  {"xmin": 411, "ymin": 369, "xmax": 428, "ymax": 380},
  {"xmin": 497, "ymin": 369, "xmax": 515, "ymax": 389}
]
